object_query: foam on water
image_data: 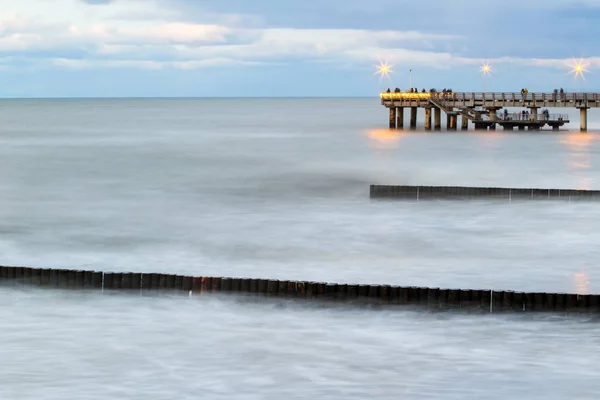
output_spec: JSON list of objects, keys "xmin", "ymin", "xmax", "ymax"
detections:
[
  {"xmin": 0, "ymin": 98, "xmax": 600, "ymax": 398},
  {"xmin": 1, "ymin": 288, "xmax": 600, "ymax": 400}
]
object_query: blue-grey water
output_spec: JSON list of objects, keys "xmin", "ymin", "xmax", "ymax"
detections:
[{"xmin": 1, "ymin": 98, "xmax": 600, "ymax": 399}]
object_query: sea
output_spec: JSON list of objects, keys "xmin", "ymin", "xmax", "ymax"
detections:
[{"xmin": 1, "ymin": 97, "xmax": 600, "ymax": 399}]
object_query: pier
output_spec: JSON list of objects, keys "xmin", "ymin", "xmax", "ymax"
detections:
[{"xmin": 381, "ymin": 91, "xmax": 599, "ymax": 131}]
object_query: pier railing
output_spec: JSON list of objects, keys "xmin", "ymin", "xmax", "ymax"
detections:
[
  {"xmin": 380, "ymin": 92, "xmax": 600, "ymax": 102},
  {"xmin": 496, "ymin": 113, "xmax": 569, "ymax": 122}
]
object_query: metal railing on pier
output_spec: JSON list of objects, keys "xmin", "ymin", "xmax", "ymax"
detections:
[
  {"xmin": 380, "ymin": 91, "xmax": 600, "ymax": 102},
  {"xmin": 496, "ymin": 113, "xmax": 569, "ymax": 122}
]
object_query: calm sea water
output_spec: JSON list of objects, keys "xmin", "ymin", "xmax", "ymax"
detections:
[{"xmin": 1, "ymin": 98, "xmax": 600, "ymax": 399}]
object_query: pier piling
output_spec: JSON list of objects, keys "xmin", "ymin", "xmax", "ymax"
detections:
[
  {"xmin": 487, "ymin": 107, "xmax": 499, "ymax": 130},
  {"xmin": 396, "ymin": 107, "xmax": 404, "ymax": 129},
  {"xmin": 410, "ymin": 107, "xmax": 417, "ymax": 129},
  {"xmin": 388, "ymin": 107, "xmax": 396, "ymax": 129},
  {"xmin": 434, "ymin": 107, "xmax": 441, "ymax": 130},
  {"xmin": 424, "ymin": 108, "xmax": 432, "ymax": 130},
  {"xmin": 449, "ymin": 114, "xmax": 457, "ymax": 130},
  {"xmin": 461, "ymin": 115, "xmax": 469, "ymax": 130},
  {"xmin": 580, "ymin": 107, "xmax": 588, "ymax": 132}
]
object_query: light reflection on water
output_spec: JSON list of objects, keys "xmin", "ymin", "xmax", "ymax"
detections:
[{"xmin": 574, "ymin": 272, "xmax": 590, "ymax": 294}]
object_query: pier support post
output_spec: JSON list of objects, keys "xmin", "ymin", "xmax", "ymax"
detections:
[
  {"xmin": 396, "ymin": 107, "xmax": 404, "ymax": 129},
  {"xmin": 410, "ymin": 107, "xmax": 417, "ymax": 129},
  {"xmin": 529, "ymin": 107, "xmax": 538, "ymax": 121},
  {"xmin": 446, "ymin": 114, "xmax": 451, "ymax": 130},
  {"xmin": 424, "ymin": 108, "xmax": 432, "ymax": 130},
  {"xmin": 528, "ymin": 107, "xmax": 539, "ymax": 131},
  {"xmin": 579, "ymin": 107, "xmax": 588, "ymax": 132},
  {"xmin": 461, "ymin": 115, "xmax": 469, "ymax": 130},
  {"xmin": 449, "ymin": 114, "xmax": 457, "ymax": 130},
  {"xmin": 487, "ymin": 108, "xmax": 499, "ymax": 130},
  {"xmin": 434, "ymin": 107, "xmax": 441, "ymax": 130},
  {"xmin": 389, "ymin": 107, "xmax": 396, "ymax": 129}
]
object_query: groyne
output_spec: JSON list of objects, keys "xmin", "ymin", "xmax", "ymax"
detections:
[
  {"xmin": 370, "ymin": 185, "xmax": 600, "ymax": 201},
  {"xmin": 0, "ymin": 266, "xmax": 597, "ymax": 313}
]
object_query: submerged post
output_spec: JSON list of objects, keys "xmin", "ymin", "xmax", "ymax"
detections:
[
  {"xmin": 396, "ymin": 107, "xmax": 404, "ymax": 129},
  {"xmin": 389, "ymin": 107, "xmax": 396, "ymax": 129},
  {"xmin": 410, "ymin": 107, "xmax": 417, "ymax": 129}
]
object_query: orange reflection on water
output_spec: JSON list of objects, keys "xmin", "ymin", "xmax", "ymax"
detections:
[
  {"xmin": 474, "ymin": 130, "xmax": 504, "ymax": 147},
  {"xmin": 569, "ymin": 154, "xmax": 591, "ymax": 170},
  {"xmin": 363, "ymin": 128, "xmax": 404, "ymax": 149},
  {"xmin": 560, "ymin": 133, "xmax": 597, "ymax": 151},
  {"xmin": 575, "ymin": 177, "xmax": 592, "ymax": 190},
  {"xmin": 573, "ymin": 272, "xmax": 590, "ymax": 294},
  {"xmin": 560, "ymin": 133, "xmax": 596, "ymax": 187}
]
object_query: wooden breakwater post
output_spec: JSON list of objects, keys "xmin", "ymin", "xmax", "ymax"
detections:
[
  {"xmin": 370, "ymin": 185, "xmax": 600, "ymax": 201},
  {"xmin": 0, "ymin": 265, "xmax": 599, "ymax": 314}
]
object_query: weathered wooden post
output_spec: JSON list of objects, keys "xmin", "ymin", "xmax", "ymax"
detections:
[
  {"xmin": 424, "ymin": 108, "xmax": 432, "ymax": 130},
  {"xmin": 434, "ymin": 107, "xmax": 441, "ymax": 130},
  {"xmin": 389, "ymin": 107, "xmax": 396, "ymax": 129},
  {"xmin": 410, "ymin": 107, "xmax": 417, "ymax": 129},
  {"xmin": 396, "ymin": 107, "xmax": 404, "ymax": 129}
]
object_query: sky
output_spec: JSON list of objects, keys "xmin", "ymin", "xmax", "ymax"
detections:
[{"xmin": 0, "ymin": 0, "xmax": 599, "ymax": 97}]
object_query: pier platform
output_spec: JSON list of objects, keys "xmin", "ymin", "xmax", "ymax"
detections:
[{"xmin": 381, "ymin": 91, "xmax": 595, "ymax": 131}]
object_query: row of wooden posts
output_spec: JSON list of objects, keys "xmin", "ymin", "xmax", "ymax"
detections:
[
  {"xmin": 370, "ymin": 185, "xmax": 600, "ymax": 201},
  {"xmin": 0, "ymin": 266, "xmax": 598, "ymax": 313}
]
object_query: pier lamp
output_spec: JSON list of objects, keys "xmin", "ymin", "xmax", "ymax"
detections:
[
  {"xmin": 480, "ymin": 63, "xmax": 492, "ymax": 92},
  {"xmin": 568, "ymin": 59, "xmax": 589, "ymax": 93},
  {"xmin": 374, "ymin": 60, "xmax": 393, "ymax": 81}
]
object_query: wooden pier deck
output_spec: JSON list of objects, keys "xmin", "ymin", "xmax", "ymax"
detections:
[{"xmin": 380, "ymin": 91, "xmax": 596, "ymax": 131}]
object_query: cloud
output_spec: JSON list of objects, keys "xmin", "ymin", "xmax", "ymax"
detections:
[
  {"xmin": 58, "ymin": 25, "xmax": 463, "ymax": 70},
  {"xmin": 68, "ymin": 22, "xmax": 230, "ymax": 46},
  {"xmin": 0, "ymin": 0, "xmax": 597, "ymax": 77},
  {"xmin": 52, "ymin": 57, "xmax": 265, "ymax": 70}
]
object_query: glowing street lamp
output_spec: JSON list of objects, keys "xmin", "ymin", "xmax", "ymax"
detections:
[
  {"xmin": 374, "ymin": 60, "xmax": 393, "ymax": 81},
  {"xmin": 568, "ymin": 58, "xmax": 590, "ymax": 93},
  {"xmin": 480, "ymin": 62, "xmax": 492, "ymax": 92}
]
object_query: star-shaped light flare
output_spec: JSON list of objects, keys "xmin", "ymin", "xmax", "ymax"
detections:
[
  {"xmin": 374, "ymin": 60, "xmax": 393, "ymax": 81},
  {"xmin": 480, "ymin": 62, "xmax": 492, "ymax": 76},
  {"xmin": 568, "ymin": 58, "xmax": 590, "ymax": 80},
  {"xmin": 567, "ymin": 58, "xmax": 591, "ymax": 92}
]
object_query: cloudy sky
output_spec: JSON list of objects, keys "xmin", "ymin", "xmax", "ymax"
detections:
[{"xmin": 0, "ymin": 0, "xmax": 598, "ymax": 97}]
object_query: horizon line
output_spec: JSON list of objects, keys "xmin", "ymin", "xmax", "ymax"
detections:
[
  {"xmin": 0, "ymin": 95, "xmax": 379, "ymax": 100},
  {"xmin": 0, "ymin": 91, "xmax": 599, "ymax": 100}
]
